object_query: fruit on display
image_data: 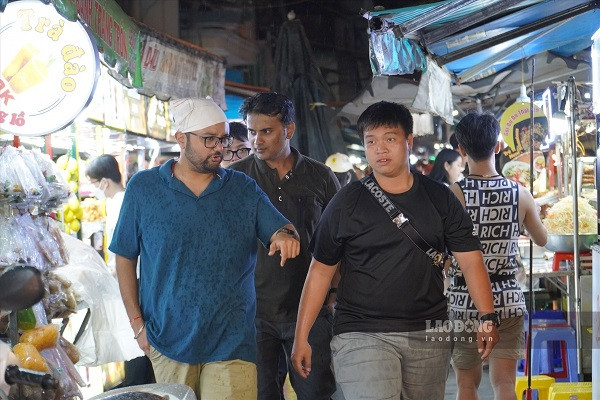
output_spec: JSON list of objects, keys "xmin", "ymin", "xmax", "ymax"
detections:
[
  {"xmin": 56, "ymin": 155, "xmax": 79, "ymax": 183},
  {"xmin": 62, "ymin": 196, "xmax": 82, "ymax": 233},
  {"xmin": 81, "ymin": 197, "xmax": 105, "ymax": 222},
  {"xmin": 56, "ymin": 155, "xmax": 81, "ymax": 234}
]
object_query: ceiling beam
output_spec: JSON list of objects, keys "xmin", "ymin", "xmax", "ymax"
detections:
[
  {"xmin": 392, "ymin": 0, "xmax": 479, "ymax": 37},
  {"xmin": 423, "ymin": 0, "xmax": 528, "ymax": 45},
  {"xmin": 437, "ymin": 1, "xmax": 600, "ymax": 65}
]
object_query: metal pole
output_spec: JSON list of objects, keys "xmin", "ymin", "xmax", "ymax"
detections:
[
  {"xmin": 526, "ymin": 58, "xmax": 535, "ymax": 399},
  {"xmin": 555, "ymin": 138, "xmax": 564, "ymax": 198},
  {"xmin": 568, "ymin": 76, "xmax": 583, "ymax": 379}
]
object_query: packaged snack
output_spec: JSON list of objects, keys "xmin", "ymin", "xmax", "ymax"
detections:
[
  {"xmin": 19, "ymin": 324, "xmax": 59, "ymax": 350},
  {"xmin": 0, "ymin": 215, "xmax": 46, "ymax": 268},
  {"xmin": 31, "ymin": 148, "xmax": 70, "ymax": 208},
  {"xmin": 32, "ymin": 215, "xmax": 68, "ymax": 268},
  {"xmin": 59, "ymin": 337, "xmax": 80, "ymax": 364},
  {"xmin": 0, "ymin": 146, "xmax": 43, "ymax": 202},
  {"xmin": 43, "ymin": 271, "xmax": 78, "ymax": 319},
  {"xmin": 12, "ymin": 343, "xmax": 49, "ymax": 372},
  {"xmin": 42, "ymin": 349, "xmax": 83, "ymax": 400},
  {"xmin": 17, "ymin": 148, "xmax": 50, "ymax": 202},
  {"xmin": 14, "ymin": 213, "xmax": 51, "ymax": 271}
]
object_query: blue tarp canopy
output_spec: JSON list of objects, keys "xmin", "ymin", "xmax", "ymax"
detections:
[
  {"xmin": 366, "ymin": 0, "xmax": 599, "ymax": 110},
  {"xmin": 224, "ymin": 93, "xmax": 244, "ymax": 120}
]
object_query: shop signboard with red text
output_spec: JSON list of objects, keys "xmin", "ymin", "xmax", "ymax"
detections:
[
  {"xmin": 69, "ymin": 0, "xmax": 142, "ymax": 88},
  {"xmin": 141, "ymin": 35, "xmax": 226, "ymax": 107}
]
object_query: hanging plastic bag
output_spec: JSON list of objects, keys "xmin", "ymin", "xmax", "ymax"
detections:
[
  {"xmin": 13, "ymin": 213, "xmax": 52, "ymax": 271},
  {"xmin": 43, "ymin": 271, "xmax": 78, "ymax": 319},
  {"xmin": 30, "ymin": 148, "xmax": 70, "ymax": 208},
  {"xmin": 33, "ymin": 215, "xmax": 69, "ymax": 268},
  {"xmin": 17, "ymin": 148, "xmax": 50, "ymax": 203},
  {"xmin": 0, "ymin": 146, "xmax": 43, "ymax": 203},
  {"xmin": 0, "ymin": 215, "xmax": 46, "ymax": 269},
  {"xmin": 55, "ymin": 233, "xmax": 144, "ymax": 366}
]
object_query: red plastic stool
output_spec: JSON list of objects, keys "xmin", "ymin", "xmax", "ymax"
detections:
[{"xmin": 551, "ymin": 251, "xmax": 591, "ymax": 271}]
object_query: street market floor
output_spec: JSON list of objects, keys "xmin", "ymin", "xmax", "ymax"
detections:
[{"xmin": 444, "ymin": 366, "xmax": 495, "ymax": 400}]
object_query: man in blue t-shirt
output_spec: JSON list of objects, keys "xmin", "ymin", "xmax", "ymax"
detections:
[{"xmin": 110, "ymin": 97, "xmax": 300, "ymax": 399}]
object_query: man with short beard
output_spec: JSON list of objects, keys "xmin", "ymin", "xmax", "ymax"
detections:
[{"xmin": 110, "ymin": 97, "xmax": 301, "ymax": 399}]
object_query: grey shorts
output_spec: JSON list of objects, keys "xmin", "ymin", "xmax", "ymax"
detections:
[
  {"xmin": 452, "ymin": 316, "xmax": 525, "ymax": 370},
  {"xmin": 331, "ymin": 331, "xmax": 451, "ymax": 400}
]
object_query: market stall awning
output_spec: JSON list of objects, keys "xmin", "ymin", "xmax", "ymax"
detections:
[{"xmin": 365, "ymin": 0, "xmax": 600, "ymax": 113}]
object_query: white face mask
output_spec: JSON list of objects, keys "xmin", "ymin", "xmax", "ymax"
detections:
[
  {"xmin": 93, "ymin": 187, "xmax": 106, "ymax": 199},
  {"xmin": 92, "ymin": 178, "xmax": 106, "ymax": 199}
]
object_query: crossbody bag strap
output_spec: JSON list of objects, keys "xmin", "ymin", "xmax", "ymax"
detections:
[{"xmin": 360, "ymin": 175, "xmax": 446, "ymax": 270}]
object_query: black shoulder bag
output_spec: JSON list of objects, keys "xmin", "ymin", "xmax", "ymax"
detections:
[{"xmin": 361, "ymin": 175, "xmax": 446, "ymax": 271}]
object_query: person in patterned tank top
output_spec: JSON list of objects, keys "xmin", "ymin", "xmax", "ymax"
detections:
[{"xmin": 447, "ymin": 112, "xmax": 547, "ymax": 400}]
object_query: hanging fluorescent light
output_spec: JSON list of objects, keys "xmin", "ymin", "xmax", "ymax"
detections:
[{"xmin": 516, "ymin": 84, "xmax": 530, "ymax": 103}]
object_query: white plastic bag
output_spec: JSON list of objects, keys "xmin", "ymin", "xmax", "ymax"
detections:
[{"xmin": 54, "ymin": 234, "xmax": 143, "ymax": 366}]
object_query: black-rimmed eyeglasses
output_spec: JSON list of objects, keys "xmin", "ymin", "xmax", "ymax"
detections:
[
  {"xmin": 186, "ymin": 132, "xmax": 234, "ymax": 148},
  {"xmin": 223, "ymin": 148, "xmax": 251, "ymax": 161}
]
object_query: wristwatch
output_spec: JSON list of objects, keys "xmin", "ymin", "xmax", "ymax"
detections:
[
  {"xmin": 277, "ymin": 227, "xmax": 300, "ymax": 241},
  {"xmin": 480, "ymin": 312, "xmax": 501, "ymax": 328}
]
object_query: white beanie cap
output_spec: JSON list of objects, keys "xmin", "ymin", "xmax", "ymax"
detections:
[
  {"xmin": 325, "ymin": 153, "xmax": 354, "ymax": 173},
  {"xmin": 171, "ymin": 97, "xmax": 227, "ymax": 133}
]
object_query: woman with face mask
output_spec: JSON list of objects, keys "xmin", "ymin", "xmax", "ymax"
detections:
[
  {"xmin": 86, "ymin": 155, "xmax": 126, "ymax": 274},
  {"xmin": 85, "ymin": 154, "xmax": 156, "ymax": 387}
]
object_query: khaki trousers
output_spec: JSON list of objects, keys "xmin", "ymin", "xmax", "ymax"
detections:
[{"xmin": 149, "ymin": 346, "xmax": 257, "ymax": 400}]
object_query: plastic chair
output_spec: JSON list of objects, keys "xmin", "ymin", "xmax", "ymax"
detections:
[
  {"xmin": 526, "ymin": 326, "xmax": 578, "ymax": 382},
  {"xmin": 548, "ymin": 381, "xmax": 592, "ymax": 400},
  {"xmin": 515, "ymin": 375, "xmax": 555, "ymax": 400},
  {"xmin": 518, "ymin": 312, "xmax": 568, "ymax": 376}
]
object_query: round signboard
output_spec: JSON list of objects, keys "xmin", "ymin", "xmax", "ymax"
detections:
[{"xmin": 0, "ymin": 0, "xmax": 99, "ymax": 136}]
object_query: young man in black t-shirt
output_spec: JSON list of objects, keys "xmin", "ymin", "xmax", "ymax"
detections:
[{"xmin": 291, "ymin": 101, "xmax": 499, "ymax": 399}]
